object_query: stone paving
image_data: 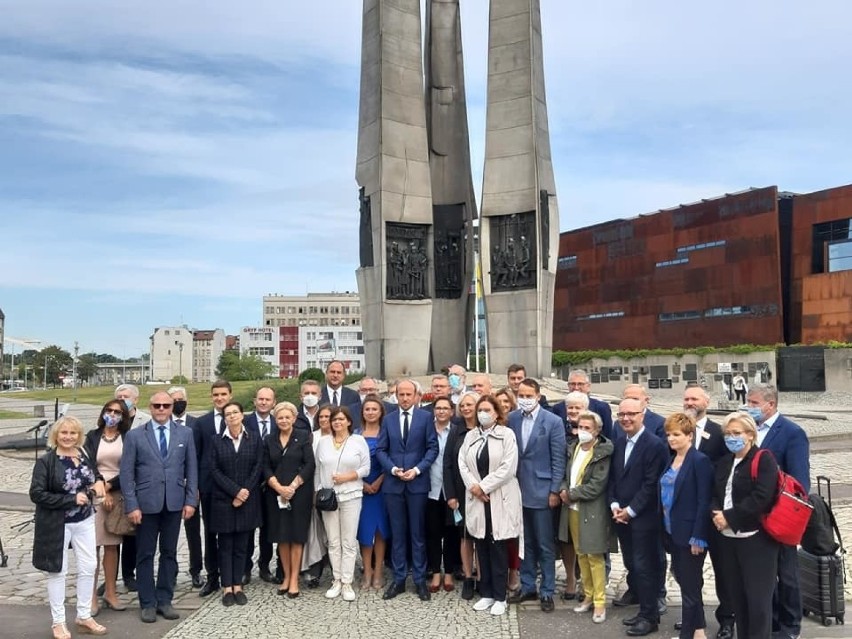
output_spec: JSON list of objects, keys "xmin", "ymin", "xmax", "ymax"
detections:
[{"xmin": 1, "ymin": 395, "xmax": 851, "ymax": 638}]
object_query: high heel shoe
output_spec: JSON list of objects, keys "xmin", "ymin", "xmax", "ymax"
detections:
[
  {"xmin": 102, "ymin": 598, "xmax": 127, "ymax": 611},
  {"xmin": 51, "ymin": 623, "xmax": 71, "ymax": 639},
  {"xmin": 75, "ymin": 617, "xmax": 107, "ymax": 636}
]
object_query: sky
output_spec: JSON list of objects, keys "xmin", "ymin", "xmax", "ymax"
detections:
[{"xmin": 2, "ymin": 0, "xmax": 851, "ymax": 358}]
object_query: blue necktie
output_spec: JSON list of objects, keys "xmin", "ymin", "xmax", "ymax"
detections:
[{"xmin": 158, "ymin": 425, "xmax": 168, "ymax": 459}]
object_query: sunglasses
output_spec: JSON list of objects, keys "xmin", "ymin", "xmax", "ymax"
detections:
[{"xmin": 151, "ymin": 403, "xmax": 173, "ymax": 409}]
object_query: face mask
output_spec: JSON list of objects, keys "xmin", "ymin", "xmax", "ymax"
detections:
[
  {"xmin": 477, "ymin": 411, "xmax": 495, "ymax": 427},
  {"xmin": 103, "ymin": 413, "xmax": 120, "ymax": 427},
  {"xmin": 517, "ymin": 397, "xmax": 537, "ymax": 413},
  {"xmin": 302, "ymin": 394, "xmax": 319, "ymax": 408},
  {"xmin": 172, "ymin": 400, "xmax": 187, "ymax": 416},
  {"xmin": 724, "ymin": 435, "xmax": 746, "ymax": 454},
  {"xmin": 448, "ymin": 374, "xmax": 462, "ymax": 390},
  {"xmin": 577, "ymin": 430, "xmax": 594, "ymax": 445},
  {"xmin": 122, "ymin": 398, "xmax": 135, "ymax": 411},
  {"xmin": 745, "ymin": 406, "xmax": 764, "ymax": 423},
  {"xmin": 386, "ymin": 394, "xmax": 398, "ymax": 405}
]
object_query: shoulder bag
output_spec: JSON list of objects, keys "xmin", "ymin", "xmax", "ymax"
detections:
[{"xmin": 316, "ymin": 437, "xmax": 348, "ymax": 512}]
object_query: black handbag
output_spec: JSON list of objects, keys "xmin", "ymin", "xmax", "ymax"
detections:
[{"xmin": 316, "ymin": 437, "xmax": 348, "ymax": 512}]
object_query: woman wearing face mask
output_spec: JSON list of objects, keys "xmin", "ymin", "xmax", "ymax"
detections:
[
  {"xmin": 558, "ymin": 411, "xmax": 613, "ymax": 624},
  {"xmin": 83, "ymin": 400, "xmax": 132, "ymax": 616},
  {"xmin": 660, "ymin": 413, "xmax": 714, "ymax": 639},
  {"xmin": 443, "ymin": 390, "xmax": 480, "ymax": 600},
  {"xmin": 710, "ymin": 412, "xmax": 779, "ymax": 639},
  {"xmin": 457, "ymin": 395, "xmax": 522, "ymax": 617},
  {"xmin": 356, "ymin": 395, "xmax": 390, "ymax": 590}
]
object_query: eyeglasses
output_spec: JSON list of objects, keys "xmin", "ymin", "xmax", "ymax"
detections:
[
  {"xmin": 103, "ymin": 408, "xmax": 123, "ymax": 415},
  {"xmin": 616, "ymin": 411, "xmax": 641, "ymax": 419},
  {"xmin": 151, "ymin": 403, "xmax": 173, "ymax": 409}
]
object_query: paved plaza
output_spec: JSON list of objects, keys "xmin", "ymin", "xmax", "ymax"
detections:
[{"xmin": 1, "ymin": 393, "xmax": 850, "ymax": 638}]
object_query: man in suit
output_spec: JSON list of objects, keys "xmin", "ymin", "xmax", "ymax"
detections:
[
  {"xmin": 507, "ymin": 378, "xmax": 566, "ymax": 612},
  {"xmin": 320, "ymin": 360, "xmax": 361, "ymax": 410},
  {"xmin": 609, "ymin": 398, "xmax": 669, "ymax": 636},
  {"xmin": 376, "ymin": 378, "xmax": 439, "ymax": 602},
  {"xmin": 748, "ymin": 384, "xmax": 810, "ymax": 639},
  {"xmin": 295, "ymin": 380, "xmax": 322, "ymax": 431},
  {"xmin": 120, "ymin": 391, "xmax": 197, "ymax": 623},
  {"xmin": 555, "ymin": 369, "xmax": 614, "ymax": 439},
  {"xmin": 623, "ymin": 384, "xmax": 665, "ymax": 440},
  {"xmin": 193, "ymin": 380, "xmax": 233, "ymax": 597},
  {"xmin": 242, "ymin": 387, "xmax": 277, "ymax": 584},
  {"xmin": 168, "ymin": 385, "xmax": 203, "ymax": 588}
]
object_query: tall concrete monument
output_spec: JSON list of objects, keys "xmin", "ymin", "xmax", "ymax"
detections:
[{"xmin": 479, "ymin": 0, "xmax": 559, "ymax": 378}]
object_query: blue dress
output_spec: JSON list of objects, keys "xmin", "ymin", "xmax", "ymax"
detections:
[{"xmin": 357, "ymin": 435, "xmax": 391, "ymax": 546}]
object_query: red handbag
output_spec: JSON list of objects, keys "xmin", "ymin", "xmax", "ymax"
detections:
[{"xmin": 751, "ymin": 449, "xmax": 813, "ymax": 546}]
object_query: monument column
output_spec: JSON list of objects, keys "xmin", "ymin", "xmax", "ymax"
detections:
[
  {"xmin": 425, "ymin": 0, "xmax": 476, "ymax": 371},
  {"xmin": 356, "ymin": 0, "xmax": 434, "ymax": 378},
  {"xmin": 480, "ymin": 0, "xmax": 560, "ymax": 378}
]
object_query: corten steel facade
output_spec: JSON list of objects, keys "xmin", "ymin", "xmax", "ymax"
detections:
[
  {"xmin": 554, "ymin": 187, "xmax": 785, "ymax": 351},
  {"xmin": 786, "ymin": 184, "xmax": 852, "ymax": 344}
]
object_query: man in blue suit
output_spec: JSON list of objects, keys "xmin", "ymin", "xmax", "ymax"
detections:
[
  {"xmin": 609, "ymin": 398, "xmax": 669, "ymax": 636},
  {"xmin": 120, "ymin": 391, "xmax": 197, "ymax": 624},
  {"xmin": 748, "ymin": 384, "xmax": 810, "ymax": 639},
  {"xmin": 376, "ymin": 378, "xmax": 439, "ymax": 602},
  {"xmin": 551, "ymin": 369, "xmax": 614, "ymax": 439},
  {"xmin": 507, "ymin": 378, "xmax": 566, "ymax": 612},
  {"xmin": 623, "ymin": 384, "xmax": 666, "ymax": 440}
]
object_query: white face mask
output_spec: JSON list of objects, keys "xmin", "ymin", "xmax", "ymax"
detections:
[
  {"xmin": 517, "ymin": 397, "xmax": 537, "ymax": 413},
  {"xmin": 302, "ymin": 394, "xmax": 319, "ymax": 408},
  {"xmin": 477, "ymin": 411, "xmax": 495, "ymax": 428},
  {"xmin": 577, "ymin": 430, "xmax": 594, "ymax": 445}
]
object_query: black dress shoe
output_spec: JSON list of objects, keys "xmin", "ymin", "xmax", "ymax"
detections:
[
  {"xmin": 234, "ymin": 591, "xmax": 248, "ymax": 606},
  {"xmin": 222, "ymin": 593, "xmax": 236, "ymax": 607},
  {"xmin": 613, "ymin": 590, "xmax": 638, "ymax": 607},
  {"xmin": 658, "ymin": 598, "xmax": 668, "ymax": 615},
  {"xmin": 199, "ymin": 578, "xmax": 220, "ymax": 597},
  {"xmin": 540, "ymin": 596, "xmax": 555, "ymax": 612},
  {"xmin": 623, "ymin": 615, "xmax": 642, "ymax": 626},
  {"xmin": 383, "ymin": 581, "xmax": 406, "ymax": 600},
  {"xmin": 416, "ymin": 582, "xmax": 431, "ymax": 602},
  {"xmin": 259, "ymin": 569, "xmax": 276, "ymax": 584},
  {"xmin": 156, "ymin": 604, "xmax": 180, "ymax": 620},
  {"xmin": 241, "ymin": 572, "xmax": 252, "ymax": 586},
  {"xmin": 508, "ymin": 590, "xmax": 539, "ymax": 604},
  {"xmin": 124, "ymin": 576, "xmax": 137, "ymax": 592},
  {"xmin": 306, "ymin": 576, "xmax": 320, "ymax": 589},
  {"xmin": 674, "ymin": 621, "xmax": 683, "ymax": 631},
  {"xmin": 716, "ymin": 625, "xmax": 734, "ymax": 639},
  {"xmin": 191, "ymin": 573, "xmax": 204, "ymax": 588},
  {"xmin": 140, "ymin": 607, "xmax": 157, "ymax": 623},
  {"xmin": 461, "ymin": 578, "xmax": 475, "ymax": 600},
  {"xmin": 626, "ymin": 619, "xmax": 659, "ymax": 636}
]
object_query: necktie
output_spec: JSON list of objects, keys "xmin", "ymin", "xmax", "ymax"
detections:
[
  {"xmin": 333, "ymin": 390, "xmax": 339, "ymax": 407},
  {"xmin": 217, "ymin": 413, "xmax": 224, "ymax": 435},
  {"xmin": 158, "ymin": 425, "xmax": 168, "ymax": 459},
  {"xmin": 402, "ymin": 411, "xmax": 410, "ymax": 444},
  {"xmin": 260, "ymin": 420, "xmax": 268, "ymax": 438}
]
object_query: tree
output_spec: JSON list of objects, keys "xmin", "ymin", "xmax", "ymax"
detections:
[
  {"xmin": 216, "ymin": 351, "xmax": 275, "ymax": 381},
  {"xmin": 171, "ymin": 375, "xmax": 190, "ymax": 385},
  {"xmin": 36, "ymin": 345, "xmax": 73, "ymax": 387},
  {"xmin": 77, "ymin": 353, "xmax": 99, "ymax": 383},
  {"xmin": 299, "ymin": 367, "xmax": 324, "ymax": 384}
]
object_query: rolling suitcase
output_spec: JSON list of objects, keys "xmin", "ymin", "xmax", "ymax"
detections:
[{"xmin": 798, "ymin": 476, "xmax": 846, "ymax": 626}]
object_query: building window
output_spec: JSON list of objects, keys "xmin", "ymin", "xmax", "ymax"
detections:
[
  {"xmin": 812, "ymin": 218, "xmax": 852, "ymax": 273},
  {"xmin": 577, "ymin": 311, "xmax": 625, "ymax": 321},
  {"xmin": 659, "ymin": 310, "xmax": 702, "ymax": 322},
  {"xmin": 655, "ymin": 257, "xmax": 689, "ymax": 268},
  {"xmin": 704, "ymin": 305, "xmax": 751, "ymax": 318},
  {"xmin": 557, "ymin": 255, "xmax": 577, "ymax": 270},
  {"xmin": 676, "ymin": 239, "xmax": 727, "ymax": 254},
  {"xmin": 827, "ymin": 239, "xmax": 852, "ymax": 273}
]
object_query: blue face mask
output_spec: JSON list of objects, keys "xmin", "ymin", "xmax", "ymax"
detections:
[
  {"xmin": 448, "ymin": 374, "xmax": 462, "ymax": 390},
  {"xmin": 103, "ymin": 413, "xmax": 120, "ymax": 427},
  {"xmin": 745, "ymin": 406, "xmax": 764, "ymax": 423},
  {"xmin": 724, "ymin": 435, "xmax": 746, "ymax": 454},
  {"xmin": 122, "ymin": 398, "xmax": 134, "ymax": 411}
]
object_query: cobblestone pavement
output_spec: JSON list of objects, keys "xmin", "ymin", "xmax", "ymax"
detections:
[{"xmin": 1, "ymin": 396, "xmax": 850, "ymax": 638}]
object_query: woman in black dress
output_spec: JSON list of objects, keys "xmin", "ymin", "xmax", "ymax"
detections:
[
  {"xmin": 210, "ymin": 401, "xmax": 263, "ymax": 607},
  {"xmin": 263, "ymin": 401, "xmax": 315, "ymax": 597}
]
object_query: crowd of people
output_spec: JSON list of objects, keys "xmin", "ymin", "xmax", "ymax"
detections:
[{"xmin": 29, "ymin": 361, "xmax": 811, "ymax": 639}]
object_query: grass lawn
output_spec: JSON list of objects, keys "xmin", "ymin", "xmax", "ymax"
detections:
[
  {"xmin": 9, "ymin": 380, "xmax": 303, "ymax": 412},
  {"xmin": 0, "ymin": 410, "xmax": 31, "ymax": 419}
]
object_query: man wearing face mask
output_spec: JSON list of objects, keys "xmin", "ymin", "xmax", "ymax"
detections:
[
  {"xmin": 295, "ymin": 380, "xmax": 322, "ymax": 431},
  {"xmin": 507, "ymin": 379, "xmax": 566, "ymax": 612},
  {"xmin": 447, "ymin": 364, "xmax": 469, "ymax": 405},
  {"xmin": 746, "ymin": 384, "xmax": 810, "ymax": 639},
  {"xmin": 115, "ymin": 384, "xmax": 151, "ymax": 430},
  {"xmin": 168, "ymin": 386, "xmax": 204, "ymax": 588}
]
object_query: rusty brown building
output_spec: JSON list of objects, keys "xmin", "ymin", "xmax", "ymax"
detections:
[{"xmin": 555, "ymin": 184, "xmax": 852, "ymax": 351}]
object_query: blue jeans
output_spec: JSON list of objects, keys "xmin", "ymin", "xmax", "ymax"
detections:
[
  {"xmin": 774, "ymin": 543, "xmax": 802, "ymax": 635},
  {"xmin": 520, "ymin": 507, "xmax": 556, "ymax": 598}
]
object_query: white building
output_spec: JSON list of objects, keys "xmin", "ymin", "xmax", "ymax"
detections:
[
  {"xmin": 263, "ymin": 292, "xmax": 361, "ymax": 328},
  {"xmin": 239, "ymin": 326, "xmax": 279, "ymax": 374},
  {"xmin": 193, "ymin": 329, "xmax": 226, "ymax": 382},
  {"xmin": 299, "ymin": 326, "xmax": 365, "ymax": 373},
  {"xmin": 150, "ymin": 326, "xmax": 194, "ymax": 383}
]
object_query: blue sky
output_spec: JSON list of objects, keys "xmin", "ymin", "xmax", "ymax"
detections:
[{"xmin": 2, "ymin": 1, "xmax": 851, "ymax": 358}]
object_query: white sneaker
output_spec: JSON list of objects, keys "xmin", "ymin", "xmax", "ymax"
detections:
[
  {"xmin": 341, "ymin": 584, "xmax": 356, "ymax": 601},
  {"xmin": 473, "ymin": 597, "xmax": 495, "ymax": 611},
  {"xmin": 490, "ymin": 601, "xmax": 507, "ymax": 616},
  {"xmin": 325, "ymin": 580, "xmax": 342, "ymax": 599}
]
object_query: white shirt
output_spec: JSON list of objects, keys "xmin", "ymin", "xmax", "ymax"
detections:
[
  {"xmin": 569, "ymin": 447, "xmax": 592, "ymax": 511},
  {"xmin": 694, "ymin": 416, "xmax": 708, "ymax": 450},
  {"xmin": 222, "ymin": 425, "xmax": 246, "ymax": 453},
  {"xmin": 722, "ymin": 457, "xmax": 757, "ymax": 538}
]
